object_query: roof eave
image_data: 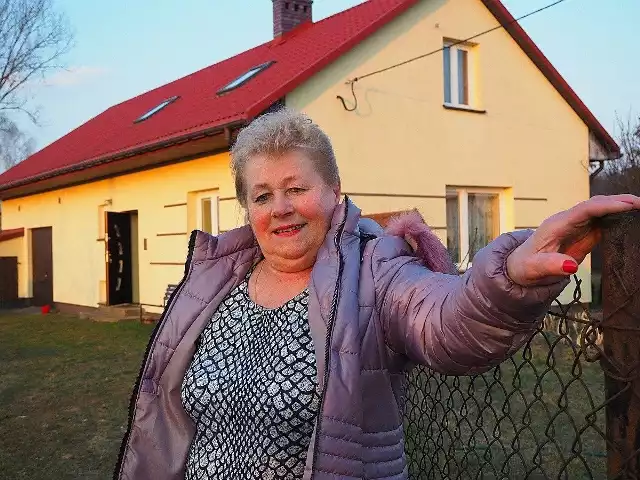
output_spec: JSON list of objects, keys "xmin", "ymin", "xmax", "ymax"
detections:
[
  {"xmin": 0, "ymin": 227, "xmax": 25, "ymax": 243},
  {"xmin": 0, "ymin": 119, "xmax": 247, "ymax": 196}
]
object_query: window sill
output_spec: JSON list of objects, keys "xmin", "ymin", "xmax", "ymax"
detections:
[{"xmin": 443, "ymin": 103, "xmax": 487, "ymax": 114}]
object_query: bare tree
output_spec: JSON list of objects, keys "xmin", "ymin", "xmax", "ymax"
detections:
[
  {"xmin": 0, "ymin": 0, "xmax": 73, "ymax": 171},
  {"xmin": 0, "ymin": 0, "xmax": 73, "ymax": 123},
  {"xmin": 592, "ymin": 114, "xmax": 640, "ymax": 197},
  {"xmin": 0, "ymin": 113, "xmax": 35, "ymax": 171}
]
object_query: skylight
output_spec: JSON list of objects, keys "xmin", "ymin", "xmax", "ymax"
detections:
[
  {"xmin": 134, "ymin": 95, "xmax": 180, "ymax": 123},
  {"xmin": 216, "ymin": 61, "xmax": 275, "ymax": 95}
]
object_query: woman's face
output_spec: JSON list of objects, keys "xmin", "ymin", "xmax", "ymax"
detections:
[{"xmin": 244, "ymin": 150, "xmax": 341, "ymax": 272}]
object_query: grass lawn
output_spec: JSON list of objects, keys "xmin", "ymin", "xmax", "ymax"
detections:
[
  {"xmin": 0, "ymin": 312, "xmax": 607, "ymax": 479},
  {"xmin": 0, "ymin": 312, "xmax": 154, "ymax": 480}
]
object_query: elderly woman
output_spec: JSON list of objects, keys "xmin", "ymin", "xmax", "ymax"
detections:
[{"xmin": 115, "ymin": 108, "xmax": 638, "ymax": 480}]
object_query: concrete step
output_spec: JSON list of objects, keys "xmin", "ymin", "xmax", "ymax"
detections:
[
  {"xmin": 97, "ymin": 304, "xmax": 143, "ymax": 319},
  {"xmin": 80, "ymin": 311, "xmax": 142, "ymax": 323}
]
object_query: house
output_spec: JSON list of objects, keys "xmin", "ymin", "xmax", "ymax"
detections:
[{"xmin": 0, "ymin": 0, "xmax": 620, "ymax": 315}]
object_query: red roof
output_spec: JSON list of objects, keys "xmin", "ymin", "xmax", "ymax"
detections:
[
  {"xmin": 0, "ymin": 0, "xmax": 619, "ymax": 193},
  {"xmin": 0, "ymin": 227, "xmax": 24, "ymax": 243}
]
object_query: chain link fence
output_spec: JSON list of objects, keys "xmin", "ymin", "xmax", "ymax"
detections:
[{"xmin": 403, "ymin": 211, "xmax": 640, "ymax": 479}]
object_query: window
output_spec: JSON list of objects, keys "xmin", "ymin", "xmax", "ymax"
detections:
[
  {"xmin": 134, "ymin": 96, "xmax": 179, "ymax": 123},
  {"xmin": 443, "ymin": 41, "xmax": 475, "ymax": 107},
  {"xmin": 446, "ymin": 188, "xmax": 502, "ymax": 269},
  {"xmin": 196, "ymin": 194, "xmax": 219, "ymax": 235},
  {"xmin": 216, "ymin": 61, "xmax": 275, "ymax": 95}
]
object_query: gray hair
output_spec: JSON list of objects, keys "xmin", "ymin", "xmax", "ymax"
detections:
[{"xmin": 230, "ymin": 107, "xmax": 340, "ymax": 207}]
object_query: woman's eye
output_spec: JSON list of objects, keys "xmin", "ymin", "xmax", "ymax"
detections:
[
  {"xmin": 289, "ymin": 187, "xmax": 305, "ymax": 194},
  {"xmin": 254, "ymin": 193, "xmax": 269, "ymax": 203}
]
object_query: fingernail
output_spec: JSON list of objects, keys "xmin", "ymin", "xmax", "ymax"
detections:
[{"xmin": 562, "ymin": 260, "xmax": 578, "ymax": 274}]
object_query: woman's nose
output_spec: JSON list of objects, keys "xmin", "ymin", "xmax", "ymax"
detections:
[{"xmin": 272, "ymin": 193, "xmax": 294, "ymax": 217}]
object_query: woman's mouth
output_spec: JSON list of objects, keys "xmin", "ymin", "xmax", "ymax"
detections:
[{"xmin": 273, "ymin": 224, "xmax": 305, "ymax": 236}]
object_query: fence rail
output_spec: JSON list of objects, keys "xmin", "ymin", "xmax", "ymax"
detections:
[{"xmin": 403, "ymin": 211, "xmax": 640, "ymax": 479}]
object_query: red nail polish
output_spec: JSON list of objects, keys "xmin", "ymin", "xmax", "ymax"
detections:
[{"xmin": 562, "ymin": 260, "xmax": 578, "ymax": 274}]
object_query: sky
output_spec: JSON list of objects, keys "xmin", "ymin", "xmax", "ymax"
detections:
[{"xmin": 14, "ymin": 0, "xmax": 640, "ymax": 152}]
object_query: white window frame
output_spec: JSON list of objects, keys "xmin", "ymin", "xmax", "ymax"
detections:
[
  {"xmin": 447, "ymin": 187, "xmax": 506, "ymax": 272},
  {"xmin": 195, "ymin": 192, "xmax": 219, "ymax": 235},
  {"xmin": 443, "ymin": 40, "xmax": 476, "ymax": 109}
]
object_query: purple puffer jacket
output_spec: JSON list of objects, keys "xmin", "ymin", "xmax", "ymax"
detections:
[{"xmin": 114, "ymin": 197, "xmax": 568, "ymax": 479}]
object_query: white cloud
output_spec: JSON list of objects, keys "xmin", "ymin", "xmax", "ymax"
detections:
[{"xmin": 42, "ymin": 66, "xmax": 109, "ymax": 87}]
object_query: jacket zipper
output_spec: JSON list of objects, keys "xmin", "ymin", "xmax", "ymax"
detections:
[
  {"xmin": 113, "ymin": 230, "xmax": 198, "ymax": 480},
  {"xmin": 309, "ymin": 200, "xmax": 349, "ymax": 479}
]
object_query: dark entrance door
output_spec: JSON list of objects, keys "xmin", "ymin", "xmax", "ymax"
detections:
[
  {"xmin": 0, "ymin": 257, "xmax": 18, "ymax": 308},
  {"xmin": 32, "ymin": 227, "xmax": 53, "ymax": 306},
  {"xmin": 106, "ymin": 212, "xmax": 133, "ymax": 305}
]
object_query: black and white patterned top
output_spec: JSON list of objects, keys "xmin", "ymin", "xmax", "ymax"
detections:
[{"xmin": 181, "ymin": 271, "xmax": 320, "ymax": 480}]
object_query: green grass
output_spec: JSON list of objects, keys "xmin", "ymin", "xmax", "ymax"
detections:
[
  {"xmin": 0, "ymin": 313, "xmax": 154, "ymax": 480},
  {"xmin": 0, "ymin": 313, "xmax": 607, "ymax": 480}
]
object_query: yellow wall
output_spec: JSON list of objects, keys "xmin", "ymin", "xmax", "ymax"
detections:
[
  {"xmin": 0, "ymin": 152, "xmax": 244, "ymax": 313},
  {"xmin": 0, "ymin": 235, "xmax": 23, "ymax": 258},
  {"xmin": 286, "ymin": 0, "xmax": 592, "ymax": 303}
]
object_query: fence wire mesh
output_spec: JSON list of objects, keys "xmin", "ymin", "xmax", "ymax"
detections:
[{"xmin": 403, "ymin": 264, "xmax": 639, "ymax": 480}]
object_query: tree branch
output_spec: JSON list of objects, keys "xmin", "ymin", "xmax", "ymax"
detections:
[
  {"xmin": 0, "ymin": 0, "xmax": 73, "ymax": 170},
  {"xmin": 0, "ymin": 0, "xmax": 73, "ymax": 122}
]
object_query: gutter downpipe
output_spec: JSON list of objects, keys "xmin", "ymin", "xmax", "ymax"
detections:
[
  {"xmin": 590, "ymin": 150, "xmax": 623, "ymax": 180},
  {"xmin": 590, "ymin": 160, "xmax": 606, "ymax": 179}
]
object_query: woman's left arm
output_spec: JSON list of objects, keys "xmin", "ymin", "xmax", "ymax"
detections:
[{"xmin": 373, "ymin": 194, "xmax": 640, "ymax": 375}]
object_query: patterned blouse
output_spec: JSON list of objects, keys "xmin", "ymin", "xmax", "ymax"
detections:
[{"xmin": 181, "ymin": 271, "xmax": 320, "ymax": 479}]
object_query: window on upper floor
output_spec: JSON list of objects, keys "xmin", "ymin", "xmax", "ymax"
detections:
[
  {"xmin": 446, "ymin": 187, "xmax": 503, "ymax": 270},
  {"xmin": 443, "ymin": 40, "xmax": 477, "ymax": 109}
]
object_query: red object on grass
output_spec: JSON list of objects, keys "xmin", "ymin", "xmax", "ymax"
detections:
[{"xmin": 41, "ymin": 305, "xmax": 51, "ymax": 314}]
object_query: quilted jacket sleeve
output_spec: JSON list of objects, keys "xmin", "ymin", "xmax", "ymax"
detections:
[{"xmin": 371, "ymin": 229, "xmax": 570, "ymax": 375}]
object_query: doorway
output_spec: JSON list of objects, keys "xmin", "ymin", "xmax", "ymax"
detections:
[
  {"xmin": 31, "ymin": 227, "xmax": 53, "ymax": 306},
  {"xmin": 0, "ymin": 257, "xmax": 19, "ymax": 307},
  {"xmin": 105, "ymin": 211, "xmax": 135, "ymax": 305}
]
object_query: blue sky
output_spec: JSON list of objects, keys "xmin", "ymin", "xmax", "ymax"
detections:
[{"xmin": 16, "ymin": 0, "xmax": 640, "ymax": 152}]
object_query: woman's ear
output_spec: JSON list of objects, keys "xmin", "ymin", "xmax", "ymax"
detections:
[{"xmin": 333, "ymin": 181, "xmax": 342, "ymax": 203}]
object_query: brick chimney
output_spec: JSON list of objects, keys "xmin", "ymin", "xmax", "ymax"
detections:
[{"xmin": 272, "ymin": 0, "xmax": 313, "ymax": 38}]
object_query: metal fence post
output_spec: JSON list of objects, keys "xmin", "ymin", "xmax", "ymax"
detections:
[{"xmin": 601, "ymin": 211, "xmax": 640, "ymax": 479}]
